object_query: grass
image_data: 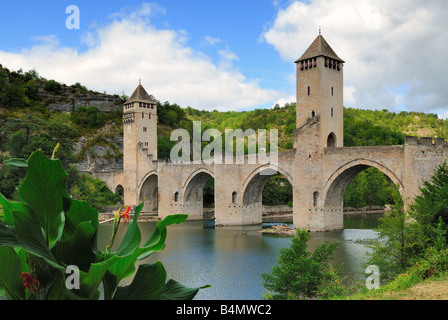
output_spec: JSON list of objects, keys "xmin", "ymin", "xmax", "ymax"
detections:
[{"xmin": 338, "ymin": 271, "xmax": 448, "ymax": 300}]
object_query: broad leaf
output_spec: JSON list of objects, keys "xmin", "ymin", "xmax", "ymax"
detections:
[
  {"xmin": 161, "ymin": 279, "xmax": 210, "ymax": 300},
  {"xmin": 12, "ymin": 204, "xmax": 62, "ymax": 270},
  {"xmin": 18, "ymin": 151, "xmax": 68, "ymax": 246},
  {"xmin": 0, "ymin": 247, "xmax": 25, "ymax": 300},
  {"xmin": 116, "ymin": 202, "xmax": 144, "ymax": 257},
  {"xmin": 139, "ymin": 214, "xmax": 189, "ymax": 260},
  {"xmin": 3, "ymin": 158, "xmax": 28, "ymax": 168},
  {"xmin": 78, "ymin": 257, "xmax": 119, "ymax": 299},
  {"xmin": 113, "ymin": 263, "xmax": 167, "ymax": 300},
  {"xmin": 51, "ymin": 221, "xmax": 97, "ymax": 272},
  {"xmin": 0, "ymin": 220, "xmax": 18, "ymax": 247},
  {"xmin": 63, "ymin": 199, "xmax": 99, "ymax": 240},
  {"xmin": 107, "ymin": 214, "xmax": 188, "ymax": 282},
  {"xmin": 0, "ymin": 193, "xmax": 21, "ymax": 226}
]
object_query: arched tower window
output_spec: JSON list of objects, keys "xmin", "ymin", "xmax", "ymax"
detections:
[
  {"xmin": 307, "ymin": 86, "xmax": 311, "ymax": 96},
  {"xmin": 331, "ymin": 87, "xmax": 334, "ymax": 96},
  {"xmin": 331, "ymin": 107, "xmax": 334, "ymax": 118},
  {"xmin": 174, "ymin": 192, "xmax": 179, "ymax": 202},
  {"xmin": 232, "ymin": 192, "xmax": 237, "ymax": 203},
  {"xmin": 327, "ymin": 132, "xmax": 336, "ymax": 148},
  {"xmin": 311, "ymin": 111, "xmax": 316, "ymax": 118}
]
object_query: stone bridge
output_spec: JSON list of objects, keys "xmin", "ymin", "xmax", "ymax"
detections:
[
  {"xmin": 95, "ymin": 34, "xmax": 448, "ymax": 231},
  {"xmin": 111, "ymin": 150, "xmax": 295, "ymax": 227}
]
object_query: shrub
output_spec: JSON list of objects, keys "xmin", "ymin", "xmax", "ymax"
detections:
[{"xmin": 261, "ymin": 229, "xmax": 342, "ymax": 299}]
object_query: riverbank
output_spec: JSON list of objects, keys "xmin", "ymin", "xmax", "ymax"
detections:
[{"xmin": 99, "ymin": 205, "xmax": 385, "ymax": 223}]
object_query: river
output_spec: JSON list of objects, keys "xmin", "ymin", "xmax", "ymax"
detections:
[{"xmin": 97, "ymin": 214, "xmax": 380, "ymax": 300}]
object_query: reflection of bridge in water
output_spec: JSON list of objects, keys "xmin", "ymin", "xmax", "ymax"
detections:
[{"xmin": 94, "ymin": 34, "xmax": 448, "ymax": 231}]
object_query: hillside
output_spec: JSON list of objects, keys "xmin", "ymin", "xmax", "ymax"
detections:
[{"xmin": 1, "ymin": 64, "xmax": 448, "ymax": 208}]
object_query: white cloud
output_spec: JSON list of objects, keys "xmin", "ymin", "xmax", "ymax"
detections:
[
  {"xmin": 218, "ymin": 48, "xmax": 239, "ymax": 69},
  {"xmin": 262, "ymin": 0, "xmax": 448, "ymax": 116},
  {"xmin": 0, "ymin": 4, "xmax": 280, "ymax": 111},
  {"xmin": 273, "ymin": 95, "xmax": 296, "ymax": 108},
  {"xmin": 203, "ymin": 36, "xmax": 222, "ymax": 46}
]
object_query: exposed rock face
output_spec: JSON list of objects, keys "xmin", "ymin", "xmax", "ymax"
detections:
[
  {"xmin": 37, "ymin": 86, "xmax": 122, "ymax": 113},
  {"xmin": 75, "ymin": 134, "xmax": 124, "ymax": 173}
]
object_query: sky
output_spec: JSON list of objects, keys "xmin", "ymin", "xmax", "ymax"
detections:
[{"xmin": 0, "ymin": 0, "xmax": 448, "ymax": 117}]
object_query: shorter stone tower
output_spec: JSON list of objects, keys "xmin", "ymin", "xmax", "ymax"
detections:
[
  {"xmin": 123, "ymin": 83, "xmax": 158, "ymax": 162},
  {"xmin": 122, "ymin": 82, "xmax": 158, "ymax": 206}
]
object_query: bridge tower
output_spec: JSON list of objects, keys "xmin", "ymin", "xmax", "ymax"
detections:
[
  {"xmin": 293, "ymin": 33, "xmax": 346, "ymax": 231},
  {"xmin": 122, "ymin": 82, "xmax": 158, "ymax": 206},
  {"xmin": 295, "ymin": 33, "xmax": 345, "ymax": 148}
]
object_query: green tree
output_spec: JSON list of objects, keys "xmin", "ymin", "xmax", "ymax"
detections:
[
  {"xmin": 43, "ymin": 79, "xmax": 62, "ymax": 95},
  {"xmin": 365, "ymin": 205, "xmax": 413, "ymax": 283},
  {"xmin": 69, "ymin": 173, "xmax": 122, "ymax": 210},
  {"xmin": 261, "ymin": 229, "xmax": 341, "ymax": 299},
  {"xmin": 5, "ymin": 130, "xmax": 27, "ymax": 158},
  {"xmin": 262, "ymin": 174, "xmax": 292, "ymax": 206},
  {"xmin": 366, "ymin": 162, "xmax": 448, "ymax": 284},
  {"xmin": 410, "ymin": 161, "xmax": 448, "ymax": 246},
  {"xmin": 71, "ymin": 106, "xmax": 106, "ymax": 129}
]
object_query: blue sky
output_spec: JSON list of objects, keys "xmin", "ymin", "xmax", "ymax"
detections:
[{"xmin": 1, "ymin": 1, "xmax": 448, "ymax": 117}]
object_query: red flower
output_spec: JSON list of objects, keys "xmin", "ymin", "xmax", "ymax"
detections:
[
  {"xmin": 120, "ymin": 206, "xmax": 131, "ymax": 222},
  {"xmin": 20, "ymin": 273, "xmax": 40, "ymax": 293}
]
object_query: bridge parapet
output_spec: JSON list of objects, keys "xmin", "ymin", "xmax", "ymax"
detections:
[{"xmin": 405, "ymin": 136, "xmax": 448, "ymax": 147}]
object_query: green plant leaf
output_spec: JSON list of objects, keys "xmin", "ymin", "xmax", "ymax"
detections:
[
  {"xmin": 0, "ymin": 220, "xmax": 19, "ymax": 247},
  {"xmin": 12, "ymin": 203, "xmax": 62, "ymax": 270},
  {"xmin": 112, "ymin": 262, "xmax": 167, "ymax": 300},
  {"xmin": 3, "ymin": 158, "xmax": 28, "ymax": 168},
  {"xmin": 0, "ymin": 247, "xmax": 26, "ymax": 300},
  {"xmin": 18, "ymin": 150, "xmax": 68, "ymax": 247},
  {"xmin": 0, "ymin": 193, "xmax": 17, "ymax": 226},
  {"xmin": 107, "ymin": 214, "xmax": 188, "ymax": 283},
  {"xmin": 116, "ymin": 202, "xmax": 144, "ymax": 257},
  {"xmin": 63, "ymin": 198, "xmax": 99, "ymax": 240},
  {"xmin": 101, "ymin": 270, "xmax": 118, "ymax": 300},
  {"xmin": 139, "ymin": 214, "xmax": 189, "ymax": 259},
  {"xmin": 77, "ymin": 257, "xmax": 119, "ymax": 299},
  {"xmin": 51, "ymin": 221, "xmax": 97, "ymax": 272},
  {"xmin": 160, "ymin": 279, "xmax": 210, "ymax": 300}
]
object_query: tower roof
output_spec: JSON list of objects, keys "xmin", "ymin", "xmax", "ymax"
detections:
[
  {"xmin": 295, "ymin": 35, "xmax": 345, "ymax": 63},
  {"xmin": 125, "ymin": 84, "xmax": 156, "ymax": 104}
]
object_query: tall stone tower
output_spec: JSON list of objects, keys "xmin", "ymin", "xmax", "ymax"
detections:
[
  {"xmin": 122, "ymin": 82, "xmax": 158, "ymax": 205},
  {"xmin": 295, "ymin": 34, "xmax": 345, "ymax": 148},
  {"xmin": 293, "ymin": 34, "xmax": 345, "ymax": 231}
]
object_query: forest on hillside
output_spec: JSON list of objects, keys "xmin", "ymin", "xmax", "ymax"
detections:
[{"xmin": 1, "ymin": 65, "xmax": 447, "ymax": 209}]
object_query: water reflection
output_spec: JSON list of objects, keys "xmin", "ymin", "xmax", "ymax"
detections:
[{"xmin": 98, "ymin": 214, "xmax": 379, "ymax": 300}]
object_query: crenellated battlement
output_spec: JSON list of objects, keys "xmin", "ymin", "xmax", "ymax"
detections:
[{"xmin": 405, "ymin": 136, "xmax": 448, "ymax": 147}]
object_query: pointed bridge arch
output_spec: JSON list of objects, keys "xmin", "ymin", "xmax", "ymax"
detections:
[{"xmin": 322, "ymin": 158, "xmax": 404, "ymax": 209}]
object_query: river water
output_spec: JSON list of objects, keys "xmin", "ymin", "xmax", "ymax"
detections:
[{"xmin": 97, "ymin": 214, "xmax": 380, "ymax": 300}]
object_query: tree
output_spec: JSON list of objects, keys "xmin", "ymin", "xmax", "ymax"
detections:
[
  {"xmin": 5, "ymin": 130, "xmax": 27, "ymax": 158},
  {"xmin": 410, "ymin": 161, "xmax": 448, "ymax": 246},
  {"xmin": 366, "ymin": 162, "xmax": 448, "ymax": 284},
  {"xmin": 43, "ymin": 79, "xmax": 62, "ymax": 95},
  {"xmin": 365, "ymin": 204, "xmax": 413, "ymax": 283},
  {"xmin": 261, "ymin": 229, "xmax": 341, "ymax": 299},
  {"xmin": 262, "ymin": 174, "xmax": 292, "ymax": 206},
  {"xmin": 71, "ymin": 106, "xmax": 106, "ymax": 129}
]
